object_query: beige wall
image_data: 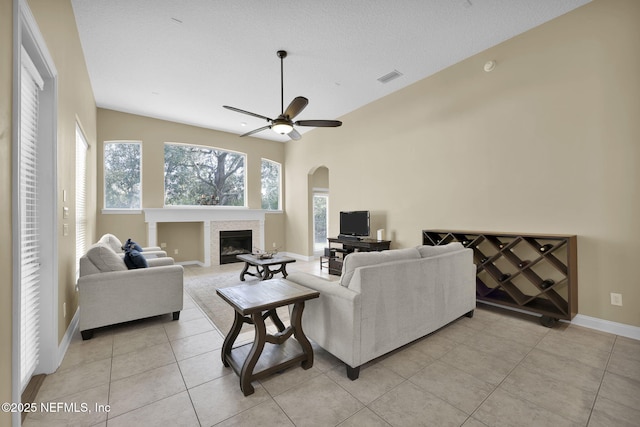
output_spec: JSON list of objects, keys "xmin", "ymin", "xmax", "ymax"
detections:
[
  {"xmin": 1, "ymin": 1, "xmax": 13, "ymax": 424},
  {"xmin": 285, "ymin": 0, "xmax": 640, "ymax": 327},
  {"xmin": 28, "ymin": 0, "xmax": 98, "ymax": 342},
  {"xmin": 96, "ymin": 109, "xmax": 286, "ymax": 259}
]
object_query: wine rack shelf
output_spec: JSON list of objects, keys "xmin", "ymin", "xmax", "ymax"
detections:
[{"xmin": 422, "ymin": 230, "xmax": 577, "ymax": 326}]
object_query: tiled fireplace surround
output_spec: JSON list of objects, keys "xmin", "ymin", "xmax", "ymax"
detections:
[{"xmin": 143, "ymin": 208, "xmax": 265, "ymax": 266}]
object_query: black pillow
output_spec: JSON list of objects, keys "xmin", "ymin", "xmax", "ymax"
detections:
[
  {"xmin": 124, "ymin": 249, "xmax": 148, "ymax": 269},
  {"xmin": 122, "ymin": 238, "xmax": 143, "ymax": 252}
]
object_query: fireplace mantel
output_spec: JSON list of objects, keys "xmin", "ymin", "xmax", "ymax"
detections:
[{"xmin": 143, "ymin": 208, "xmax": 266, "ymax": 266}]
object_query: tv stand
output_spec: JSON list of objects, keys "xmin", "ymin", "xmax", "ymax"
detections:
[
  {"xmin": 326, "ymin": 237, "xmax": 391, "ymax": 276},
  {"xmin": 337, "ymin": 234, "xmax": 361, "ymax": 241}
]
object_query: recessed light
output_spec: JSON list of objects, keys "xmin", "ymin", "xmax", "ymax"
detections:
[
  {"xmin": 484, "ymin": 60, "xmax": 496, "ymax": 72},
  {"xmin": 240, "ymin": 122, "xmax": 247, "ymax": 127}
]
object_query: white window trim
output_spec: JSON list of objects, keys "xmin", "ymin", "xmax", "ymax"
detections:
[
  {"xmin": 163, "ymin": 142, "xmax": 248, "ymax": 208},
  {"xmin": 261, "ymin": 158, "xmax": 282, "ymax": 211},
  {"xmin": 103, "ymin": 140, "xmax": 142, "ymax": 211}
]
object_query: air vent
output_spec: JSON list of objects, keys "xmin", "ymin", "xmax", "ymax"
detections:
[{"xmin": 377, "ymin": 70, "xmax": 403, "ymax": 84}]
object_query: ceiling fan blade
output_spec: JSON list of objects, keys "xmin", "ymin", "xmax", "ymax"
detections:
[
  {"xmin": 295, "ymin": 119, "xmax": 342, "ymax": 128},
  {"xmin": 288, "ymin": 128, "xmax": 302, "ymax": 140},
  {"xmin": 223, "ymin": 105, "xmax": 272, "ymax": 122},
  {"xmin": 240, "ymin": 125, "xmax": 271, "ymax": 137},
  {"xmin": 283, "ymin": 96, "xmax": 308, "ymax": 120}
]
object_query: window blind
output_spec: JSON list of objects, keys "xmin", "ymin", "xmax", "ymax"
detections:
[
  {"xmin": 20, "ymin": 47, "xmax": 43, "ymax": 391},
  {"xmin": 75, "ymin": 125, "xmax": 88, "ymax": 279}
]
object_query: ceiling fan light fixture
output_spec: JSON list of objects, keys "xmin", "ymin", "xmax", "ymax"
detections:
[{"xmin": 272, "ymin": 122, "xmax": 293, "ymax": 135}]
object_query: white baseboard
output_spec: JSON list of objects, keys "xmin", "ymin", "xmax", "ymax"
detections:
[
  {"xmin": 176, "ymin": 260, "xmax": 205, "ymax": 266},
  {"xmin": 478, "ymin": 301, "xmax": 640, "ymax": 341},
  {"xmin": 571, "ymin": 314, "xmax": 640, "ymax": 341},
  {"xmin": 57, "ymin": 307, "xmax": 79, "ymax": 368}
]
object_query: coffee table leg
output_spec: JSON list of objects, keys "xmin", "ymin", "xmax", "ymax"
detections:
[
  {"xmin": 263, "ymin": 265, "xmax": 273, "ymax": 280},
  {"xmin": 240, "ymin": 312, "xmax": 267, "ymax": 396},
  {"xmin": 239, "ymin": 262, "xmax": 250, "ymax": 281},
  {"xmin": 266, "ymin": 308, "xmax": 286, "ymax": 332},
  {"xmin": 282, "ymin": 263, "xmax": 289, "ymax": 278},
  {"xmin": 221, "ymin": 311, "xmax": 244, "ymax": 367},
  {"xmin": 290, "ymin": 301, "xmax": 314, "ymax": 369}
]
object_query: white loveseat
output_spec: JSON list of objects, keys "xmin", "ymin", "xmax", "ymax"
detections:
[
  {"xmin": 77, "ymin": 243, "xmax": 184, "ymax": 340},
  {"xmin": 285, "ymin": 242, "xmax": 475, "ymax": 379}
]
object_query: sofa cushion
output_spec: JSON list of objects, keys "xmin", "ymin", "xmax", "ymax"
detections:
[
  {"xmin": 340, "ymin": 247, "xmax": 421, "ymax": 287},
  {"xmin": 86, "ymin": 243, "xmax": 127, "ymax": 272},
  {"xmin": 417, "ymin": 242, "xmax": 463, "ymax": 258}
]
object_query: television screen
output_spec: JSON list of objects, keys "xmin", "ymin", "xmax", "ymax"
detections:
[{"xmin": 339, "ymin": 211, "xmax": 370, "ymax": 237}]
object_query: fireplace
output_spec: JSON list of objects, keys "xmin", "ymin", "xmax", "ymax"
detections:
[{"xmin": 220, "ymin": 230, "xmax": 252, "ymax": 264}]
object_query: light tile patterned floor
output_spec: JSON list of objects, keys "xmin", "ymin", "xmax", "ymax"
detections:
[{"xmin": 24, "ymin": 260, "xmax": 640, "ymax": 427}]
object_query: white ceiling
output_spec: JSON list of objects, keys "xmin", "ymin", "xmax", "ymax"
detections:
[{"xmin": 71, "ymin": 0, "xmax": 591, "ymax": 142}]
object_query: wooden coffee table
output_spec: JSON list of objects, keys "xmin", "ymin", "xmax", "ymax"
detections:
[
  {"xmin": 236, "ymin": 253, "xmax": 296, "ymax": 281},
  {"xmin": 216, "ymin": 278, "xmax": 320, "ymax": 396}
]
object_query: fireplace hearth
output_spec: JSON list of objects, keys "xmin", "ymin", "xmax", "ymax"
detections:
[{"xmin": 220, "ymin": 230, "xmax": 252, "ymax": 264}]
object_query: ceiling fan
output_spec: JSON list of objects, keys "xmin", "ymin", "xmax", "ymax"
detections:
[{"xmin": 223, "ymin": 50, "xmax": 342, "ymax": 140}]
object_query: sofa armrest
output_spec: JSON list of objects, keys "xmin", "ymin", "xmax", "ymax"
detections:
[
  {"xmin": 147, "ymin": 257, "xmax": 175, "ymax": 267},
  {"xmin": 141, "ymin": 250, "xmax": 168, "ymax": 258},
  {"xmin": 285, "ymin": 272, "xmax": 362, "ymax": 367}
]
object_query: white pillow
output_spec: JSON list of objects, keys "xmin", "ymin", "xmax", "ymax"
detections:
[
  {"xmin": 98, "ymin": 233, "xmax": 123, "ymax": 253},
  {"xmin": 86, "ymin": 243, "xmax": 127, "ymax": 272},
  {"xmin": 416, "ymin": 242, "xmax": 463, "ymax": 258}
]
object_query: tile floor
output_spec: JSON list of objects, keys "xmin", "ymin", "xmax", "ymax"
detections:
[{"xmin": 24, "ymin": 260, "xmax": 640, "ymax": 427}]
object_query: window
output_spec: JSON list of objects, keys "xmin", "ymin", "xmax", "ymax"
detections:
[
  {"xmin": 104, "ymin": 141, "xmax": 141, "ymax": 209},
  {"xmin": 261, "ymin": 159, "xmax": 281, "ymax": 210},
  {"xmin": 75, "ymin": 124, "xmax": 88, "ymax": 278},
  {"xmin": 164, "ymin": 143, "xmax": 245, "ymax": 206},
  {"xmin": 313, "ymin": 193, "xmax": 329, "ymax": 253},
  {"xmin": 19, "ymin": 46, "xmax": 43, "ymax": 390}
]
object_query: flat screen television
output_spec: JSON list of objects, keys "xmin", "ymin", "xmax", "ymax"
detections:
[{"xmin": 339, "ymin": 211, "xmax": 370, "ymax": 238}]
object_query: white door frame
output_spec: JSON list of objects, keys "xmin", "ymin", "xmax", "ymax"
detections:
[{"xmin": 12, "ymin": 1, "xmax": 59, "ymax": 425}]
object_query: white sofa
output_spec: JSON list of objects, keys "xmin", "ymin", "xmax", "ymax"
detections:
[
  {"xmin": 77, "ymin": 243, "xmax": 184, "ymax": 340},
  {"xmin": 285, "ymin": 242, "xmax": 475, "ymax": 379},
  {"xmin": 98, "ymin": 233, "xmax": 168, "ymax": 258}
]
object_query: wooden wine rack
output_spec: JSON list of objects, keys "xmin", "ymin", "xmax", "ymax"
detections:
[{"xmin": 422, "ymin": 230, "xmax": 577, "ymax": 327}]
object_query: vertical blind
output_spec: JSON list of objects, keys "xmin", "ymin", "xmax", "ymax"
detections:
[
  {"xmin": 20, "ymin": 47, "xmax": 44, "ymax": 390},
  {"xmin": 75, "ymin": 125, "xmax": 88, "ymax": 278}
]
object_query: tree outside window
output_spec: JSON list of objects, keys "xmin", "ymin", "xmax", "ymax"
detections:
[
  {"xmin": 261, "ymin": 159, "xmax": 281, "ymax": 210},
  {"xmin": 164, "ymin": 143, "xmax": 245, "ymax": 206},
  {"xmin": 104, "ymin": 141, "xmax": 141, "ymax": 209}
]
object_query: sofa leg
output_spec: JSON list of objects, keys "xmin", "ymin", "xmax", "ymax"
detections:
[
  {"xmin": 346, "ymin": 365, "xmax": 360, "ymax": 380},
  {"xmin": 81, "ymin": 329, "xmax": 94, "ymax": 340},
  {"xmin": 172, "ymin": 311, "xmax": 180, "ymax": 321},
  {"xmin": 464, "ymin": 309, "xmax": 474, "ymax": 318}
]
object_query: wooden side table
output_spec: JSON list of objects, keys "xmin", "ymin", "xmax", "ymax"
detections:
[{"xmin": 216, "ymin": 278, "xmax": 320, "ymax": 396}]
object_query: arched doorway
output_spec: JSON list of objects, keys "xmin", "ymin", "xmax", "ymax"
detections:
[{"xmin": 310, "ymin": 166, "xmax": 329, "ymax": 256}]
